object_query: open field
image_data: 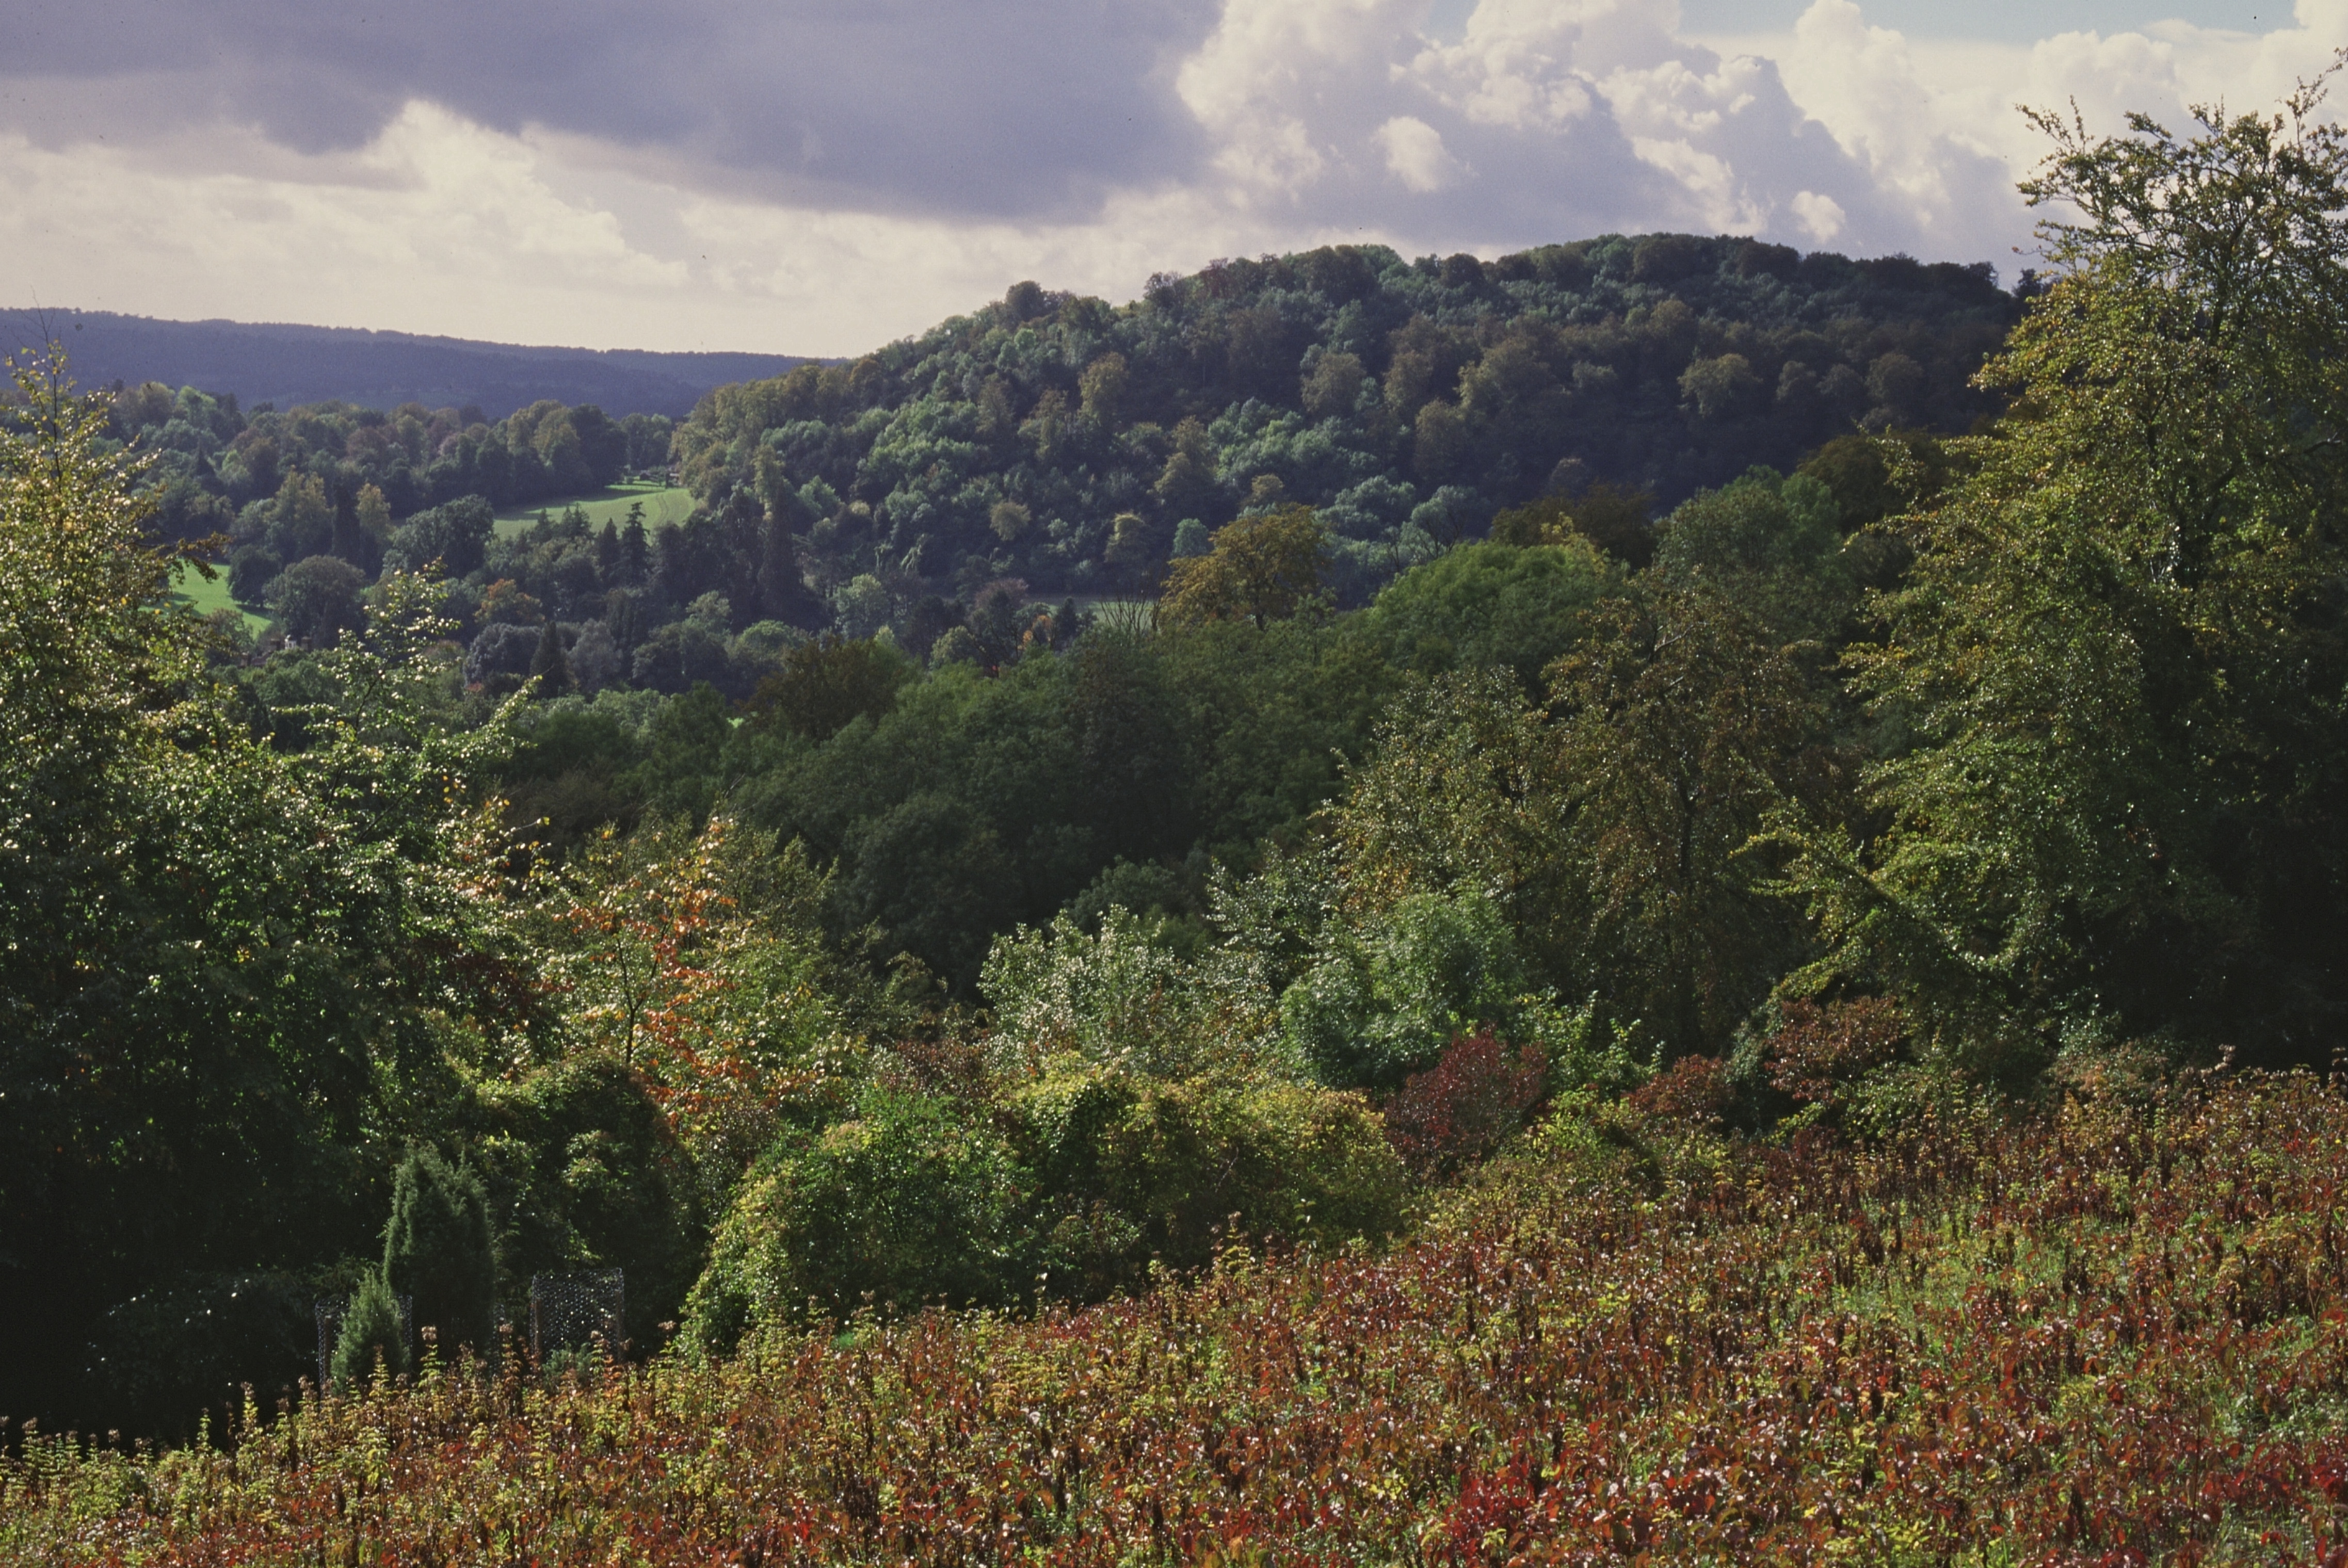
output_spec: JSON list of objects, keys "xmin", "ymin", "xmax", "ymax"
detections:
[
  {"xmin": 10, "ymin": 1074, "xmax": 2348, "ymax": 1566},
  {"xmin": 493, "ymin": 480, "xmax": 695, "ymax": 539},
  {"xmin": 170, "ymin": 560, "xmax": 267, "ymax": 634}
]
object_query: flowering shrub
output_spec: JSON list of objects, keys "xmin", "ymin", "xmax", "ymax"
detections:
[{"xmin": 10, "ymin": 1076, "xmax": 2348, "ymax": 1565}]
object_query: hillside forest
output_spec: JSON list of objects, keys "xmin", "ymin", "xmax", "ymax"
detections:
[
  {"xmin": 8, "ymin": 86, "xmax": 2348, "ymax": 1565},
  {"xmin": 116, "ymin": 222, "xmax": 2016, "ymax": 697}
]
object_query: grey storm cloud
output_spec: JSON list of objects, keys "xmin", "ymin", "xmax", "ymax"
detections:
[{"xmin": 0, "ymin": 0, "xmax": 1228, "ymax": 219}]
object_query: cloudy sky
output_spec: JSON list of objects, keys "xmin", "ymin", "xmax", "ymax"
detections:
[{"xmin": 2, "ymin": 0, "xmax": 2336, "ymax": 357}]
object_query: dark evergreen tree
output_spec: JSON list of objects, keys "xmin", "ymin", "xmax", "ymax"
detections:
[
  {"xmin": 603, "ymin": 587, "xmax": 647, "ymax": 656},
  {"xmin": 528, "ymin": 621, "xmax": 575, "ymax": 696},
  {"xmin": 719, "ymin": 489, "xmax": 764, "ymax": 631},
  {"xmin": 382, "ymin": 1145, "xmax": 495, "ymax": 1355},
  {"xmin": 757, "ymin": 507, "xmax": 809, "ymax": 625},
  {"xmin": 619, "ymin": 504, "xmax": 650, "ymax": 585}
]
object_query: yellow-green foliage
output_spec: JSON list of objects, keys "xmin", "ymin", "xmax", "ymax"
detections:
[
  {"xmin": 681, "ymin": 1064, "xmax": 1407, "ymax": 1350},
  {"xmin": 681, "ymin": 1087, "xmax": 1030, "ymax": 1350},
  {"xmin": 1016, "ymin": 1063, "xmax": 1408, "ymax": 1295},
  {"xmin": 1157, "ymin": 505, "xmax": 1328, "ymax": 629}
]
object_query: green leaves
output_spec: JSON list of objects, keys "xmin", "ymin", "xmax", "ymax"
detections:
[
  {"xmin": 1278, "ymin": 892, "xmax": 1532, "ymax": 1089},
  {"xmin": 0, "ymin": 352, "xmax": 557, "ymax": 1430},
  {"xmin": 1551, "ymin": 587, "xmax": 1831, "ymax": 1057},
  {"xmin": 1803, "ymin": 76, "xmax": 2348, "ymax": 1065},
  {"xmin": 381, "ymin": 1145, "xmax": 495, "ymax": 1355}
]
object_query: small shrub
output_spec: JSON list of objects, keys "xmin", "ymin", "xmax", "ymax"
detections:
[
  {"xmin": 681, "ymin": 1087, "xmax": 1029, "ymax": 1351},
  {"xmin": 1279, "ymin": 891, "xmax": 1529, "ymax": 1088},
  {"xmin": 1381, "ymin": 1030, "xmax": 1548, "ymax": 1180},
  {"xmin": 1765, "ymin": 996, "xmax": 1906, "ymax": 1105},
  {"xmin": 329, "ymin": 1273, "xmax": 409, "ymax": 1389},
  {"xmin": 1627, "ymin": 1052, "xmax": 1730, "ymax": 1126},
  {"xmin": 1028, "ymin": 1069, "xmax": 1409, "ymax": 1283}
]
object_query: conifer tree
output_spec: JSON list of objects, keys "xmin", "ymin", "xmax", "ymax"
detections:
[
  {"xmin": 330, "ymin": 1272, "xmax": 411, "ymax": 1389},
  {"xmin": 382, "ymin": 1145, "xmax": 496, "ymax": 1355},
  {"xmin": 619, "ymin": 504, "xmax": 650, "ymax": 585},
  {"xmin": 528, "ymin": 621, "xmax": 574, "ymax": 696}
]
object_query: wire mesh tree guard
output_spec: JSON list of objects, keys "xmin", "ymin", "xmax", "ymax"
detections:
[{"xmin": 530, "ymin": 1270, "xmax": 624, "ymax": 1361}]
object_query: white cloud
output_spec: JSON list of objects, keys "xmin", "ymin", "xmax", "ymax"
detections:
[
  {"xmin": 1750, "ymin": 0, "xmax": 2348, "ymax": 264},
  {"xmin": 1375, "ymin": 116, "xmax": 1462, "ymax": 190},
  {"xmin": 1790, "ymin": 188, "xmax": 1846, "ymax": 242}
]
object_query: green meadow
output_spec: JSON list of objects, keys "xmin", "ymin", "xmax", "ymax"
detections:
[
  {"xmin": 492, "ymin": 478, "xmax": 695, "ymax": 539},
  {"xmin": 171, "ymin": 560, "xmax": 268, "ymax": 633}
]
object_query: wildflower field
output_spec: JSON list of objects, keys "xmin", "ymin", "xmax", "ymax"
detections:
[{"xmin": 7, "ymin": 1074, "xmax": 2348, "ymax": 1566}]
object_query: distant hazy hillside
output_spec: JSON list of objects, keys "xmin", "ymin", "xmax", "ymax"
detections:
[{"xmin": 1, "ymin": 309, "xmax": 814, "ymax": 418}]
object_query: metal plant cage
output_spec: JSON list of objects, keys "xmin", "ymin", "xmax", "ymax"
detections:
[
  {"xmin": 530, "ymin": 1269, "xmax": 625, "ymax": 1361},
  {"xmin": 315, "ymin": 1292, "xmax": 413, "ymax": 1388}
]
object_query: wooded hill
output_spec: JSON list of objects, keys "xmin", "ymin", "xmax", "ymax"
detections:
[
  {"xmin": 99, "ymin": 235, "xmax": 2021, "ymax": 756},
  {"xmin": 672, "ymin": 235, "xmax": 2018, "ymax": 611}
]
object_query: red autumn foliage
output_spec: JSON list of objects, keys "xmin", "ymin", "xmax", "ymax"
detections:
[
  {"xmin": 1767, "ymin": 995, "xmax": 1907, "ymax": 1103},
  {"xmin": 11, "ymin": 1076, "xmax": 2348, "ymax": 1564},
  {"xmin": 1382, "ymin": 1030, "xmax": 1548, "ymax": 1179},
  {"xmin": 1626, "ymin": 1052, "xmax": 1730, "ymax": 1126}
]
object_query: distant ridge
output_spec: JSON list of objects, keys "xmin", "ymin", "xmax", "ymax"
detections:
[{"xmin": 1, "ymin": 309, "xmax": 818, "ymax": 418}]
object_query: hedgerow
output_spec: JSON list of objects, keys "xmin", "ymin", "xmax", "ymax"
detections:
[{"xmin": 8, "ymin": 1073, "xmax": 2348, "ymax": 1565}]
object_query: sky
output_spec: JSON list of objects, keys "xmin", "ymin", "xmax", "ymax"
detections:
[{"xmin": 1, "ymin": 0, "xmax": 2339, "ymax": 358}]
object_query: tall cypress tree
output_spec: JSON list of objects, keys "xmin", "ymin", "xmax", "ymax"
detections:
[{"xmin": 619, "ymin": 503, "xmax": 650, "ymax": 585}]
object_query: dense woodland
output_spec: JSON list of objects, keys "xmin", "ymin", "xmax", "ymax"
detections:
[
  {"xmin": 666, "ymin": 232, "xmax": 2014, "ymax": 607},
  {"xmin": 118, "ymin": 224, "xmax": 2019, "ymax": 708},
  {"xmin": 8, "ymin": 86, "xmax": 2348, "ymax": 1564}
]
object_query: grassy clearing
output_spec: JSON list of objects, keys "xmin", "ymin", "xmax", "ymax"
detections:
[
  {"xmin": 493, "ymin": 480, "xmax": 696, "ymax": 540},
  {"xmin": 8, "ymin": 1075, "xmax": 2348, "ymax": 1565},
  {"xmin": 169, "ymin": 561, "xmax": 267, "ymax": 634}
]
